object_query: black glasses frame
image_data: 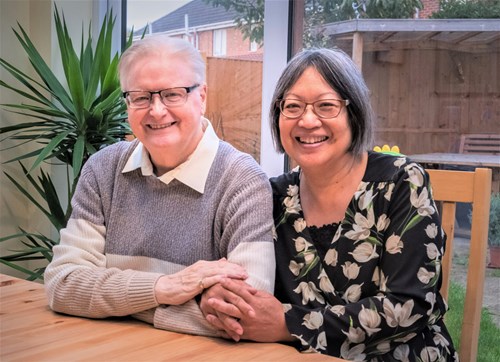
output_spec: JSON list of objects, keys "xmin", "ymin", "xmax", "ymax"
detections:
[{"xmin": 123, "ymin": 84, "xmax": 200, "ymax": 109}]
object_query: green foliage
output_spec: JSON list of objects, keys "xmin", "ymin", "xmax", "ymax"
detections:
[
  {"xmin": 203, "ymin": 0, "xmax": 423, "ymax": 47},
  {"xmin": 447, "ymin": 282, "xmax": 500, "ymax": 361},
  {"xmin": 468, "ymin": 193, "xmax": 500, "ymax": 246},
  {"xmin": 342, "ymin": 0, "xmax": 423, "ymax": 19},
  {"xmin": 1, "ymin": 7, "xmax": 130, "ymax": 178},
  {"xmin": 203, "ymin": 0, "xmax": 264, "ymax": 44},
  {"xmin": 487, "ymin": 193, "xmax": 500, "ymax": 246},
  {"xmin": 431, "ymin": 0, "xmax": 500, "ymax": 19},
  {"xmin": 305, "ymin": 0, "xmax": 423, "ymax": 47},
  {"xmin": 0, "ymin": 6, "xmax": 134, "ymax": 280}
]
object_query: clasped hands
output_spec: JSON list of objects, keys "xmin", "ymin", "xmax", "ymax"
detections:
[
  {"xmin": 153, "ymin": 258, "xmax": 291, "ymax": 342},
  {"xmin": 199, "ymin": 278, "xmax": 293, "ymax": 343}
]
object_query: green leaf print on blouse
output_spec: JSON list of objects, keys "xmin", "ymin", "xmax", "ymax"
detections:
[
  {"xmin": 402, "ymin": 163, "xmax": 436, "ymax": 235},
  {"xmin": 277, "ymin": 184, "xmax": 302, "ymax": 228},
  {"xmin": 293, "ymin": 236, "xmax": 320, "ymax": 278}
]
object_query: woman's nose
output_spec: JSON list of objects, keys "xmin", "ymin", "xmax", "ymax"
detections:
[{"xmin": 298, "ymin": 104, "xmax": 321, "ymax": 128}]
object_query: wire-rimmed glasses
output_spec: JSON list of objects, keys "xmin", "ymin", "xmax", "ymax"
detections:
[
  {"xmin": 277, "ymin": 98, "xmax": 350, "ymax": 119},
  {"xmin": 123, "ymin": 84, "xmax": 200, "ymax": 109}
]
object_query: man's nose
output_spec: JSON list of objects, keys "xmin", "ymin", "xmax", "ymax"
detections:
[{"xmin": 149, "ymin": 94, "xmax": 168, "ymax": 115}]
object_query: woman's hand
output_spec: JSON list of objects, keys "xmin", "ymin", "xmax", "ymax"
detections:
[
  {"xmin": 200, "ymin": 280, "xmax": 257, "ymax": 340},
  {"xmin": 202, "ymin": 278, "xmax": 294, "ymax": 343},
  {"xmin": 154, "ymin": 258, "xmax": 248, "ymax": 305}
]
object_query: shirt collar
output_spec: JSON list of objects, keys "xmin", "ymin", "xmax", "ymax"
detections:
[{"xmin": 122, "ymin": 118, "xmax": 220, "ymax": 194}]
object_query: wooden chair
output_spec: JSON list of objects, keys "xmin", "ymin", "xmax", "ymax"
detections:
[
  {"xmin": 459, "ymin": 133, "xmax": 500, "ymax": 155},
  {"xmin": 426, "ymin": 168, "xmax": 492, "ymax": 362}
]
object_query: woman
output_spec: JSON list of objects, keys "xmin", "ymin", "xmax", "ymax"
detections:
[{"xmin": 201, "ymin": 48, "xmax": 457, "ymax": 360}]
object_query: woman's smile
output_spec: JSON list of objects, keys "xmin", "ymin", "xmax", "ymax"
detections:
[{"xmin": 296, "ymin": 135, "xmax": 329, "ymax": 144}]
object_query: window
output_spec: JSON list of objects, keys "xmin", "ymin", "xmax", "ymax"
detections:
[
  {"xmin": 124, "ymin": 0, "xmax": 283, "ymax": 172},
  {"xmin": 212, "ymin": 29, "xmax": 227, "ymax": 56},
  {"xmin": 250, "ymin": 39, "xmax": 258, "ymax": 52},
  {"xmin": 290, "ymin": 0, "xmax": 500, "ymax": 231}
]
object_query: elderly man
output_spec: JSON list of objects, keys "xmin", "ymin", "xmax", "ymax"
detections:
[{"xmin": 45, "ymin": 35, "xmax": 275, "ymax": 337}]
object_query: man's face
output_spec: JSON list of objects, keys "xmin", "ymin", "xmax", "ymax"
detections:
[{"xmin": 123, "ymin": 53, "xmax": 207, "ymax": 172}]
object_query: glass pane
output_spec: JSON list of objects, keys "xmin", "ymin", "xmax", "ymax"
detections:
[
  {"xmin": 291, "ymin": 1, "xmax": 500, "ymax": 244},
  {"xmin": 291, "ymin": 0, "xmax": 499, "ymax": 165},
  {"xmin": 126, "ymin": 0, "xmax": 264, "ymax": 163}
]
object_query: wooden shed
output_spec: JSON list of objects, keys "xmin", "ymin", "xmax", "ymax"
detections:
[{"xmin": 322, "ymin": 19, "xmax": 500, "ymax": 155}]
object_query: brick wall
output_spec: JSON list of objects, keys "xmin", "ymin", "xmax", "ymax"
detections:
[
  {"xmin": 226, "ymin": 28, "xmax": 248, "ymax": 55},
  {"xmin": 197, "ymin": 31, "xmax": 213, "ymax": 56},
  {"xmin": 419, "ymin": 0, "xmax": 440, "ymax": 18},
  {"xmin": 192, "ymin": 27, "xmax": 263, "ymax": 58}
]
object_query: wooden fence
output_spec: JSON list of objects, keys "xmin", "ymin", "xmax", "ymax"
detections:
[
  {"xmin": 366, "ymin": 48, "xmax": 499, "ymax": 154},
  {"xmin": 204, "ymin": 48, "xmax": 499, "ymax": 161},
  {"xmin": 205, "ymin": 57, "xmax": 263, "ymax": 162}
]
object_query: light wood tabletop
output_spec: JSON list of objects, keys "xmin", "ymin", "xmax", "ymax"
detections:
[
  {"xmin": 0, "ymin": 273, "xmax": 343, "ymax": 361},
  {"xmin": 409, "ymin": 152, "xmax": 500, "ymax": 168},
  {"xmin": 410, "ymin": 152, "xmax": 500, "ymax": 193}
]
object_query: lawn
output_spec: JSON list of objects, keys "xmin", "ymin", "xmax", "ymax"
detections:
[{"xmin": 447, "ymin": 282, "xmax": 500, "ymax": 362}]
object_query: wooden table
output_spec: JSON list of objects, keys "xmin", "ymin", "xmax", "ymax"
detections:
[
  {"xmin": 409, "ymin": 152, "xmax": 499, "ymax": 168},
  {"xmin": 410, "ymin": 152, "xmax": 500, "ymax": 193},
  {"xmin": 0, "ymin": 274, "xmax": 341, "ymax": 361}
]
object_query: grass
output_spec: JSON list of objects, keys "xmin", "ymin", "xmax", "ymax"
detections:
[
  {"xmin": 491, "ymin": 268, "xmax": 500, "ymax": 278},
  {"xmin": 447, "ymin": 282, "xmax": 500, "ymax": 362}
]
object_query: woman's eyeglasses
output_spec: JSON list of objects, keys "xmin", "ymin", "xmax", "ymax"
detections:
[{"xmin": 277, "ymin": 98, "xmax": 349, "ymax": 119}]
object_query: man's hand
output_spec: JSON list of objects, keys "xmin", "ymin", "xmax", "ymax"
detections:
[{"xmin": 154, "ymin": 258, "xmax": 248, "ymax": 305}]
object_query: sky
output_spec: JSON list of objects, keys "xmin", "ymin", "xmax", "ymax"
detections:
[{"xmin": 127, "ymin": 0, "xmax": 191, "ymax": 29}]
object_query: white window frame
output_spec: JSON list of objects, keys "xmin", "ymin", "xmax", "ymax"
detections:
[
  {"xmin": 260, "ymin": 0, "xmax": 289, "ymax": 177},
  {"xmin": 213, "ymin": 29, "xmax": 227, "ymax": 56}
]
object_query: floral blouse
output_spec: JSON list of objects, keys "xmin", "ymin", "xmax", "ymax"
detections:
[{"xmin": 271, "ymin": 152, "xmax": 458, "ymax": 361}]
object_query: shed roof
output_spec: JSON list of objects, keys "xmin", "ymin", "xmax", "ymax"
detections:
[{"xmin": 322, "ymin": 19, "xmax": 500, "ymax": 53}]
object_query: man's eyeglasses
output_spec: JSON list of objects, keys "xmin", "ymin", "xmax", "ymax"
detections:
[
  {"xmin": 123, "ymin": 84, "xmax": 200, "ymax": 109},
  {"xmin": 277, "ymin": 98, "xmax": 350, "ymax": 119}
]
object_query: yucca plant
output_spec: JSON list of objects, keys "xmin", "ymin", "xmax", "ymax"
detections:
[{"xmin": 0, "ymin": 6, "xmax": 135, "ymax": 280}]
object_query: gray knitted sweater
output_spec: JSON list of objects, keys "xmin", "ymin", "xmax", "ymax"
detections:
[{"xmin": 44, "ymin": 138, "xmax": 275, "ymax": 337}]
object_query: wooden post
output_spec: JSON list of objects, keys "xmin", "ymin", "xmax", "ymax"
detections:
[{"xmin": 352, "ymin": 31, "xmax": 364, "ymax": 71}]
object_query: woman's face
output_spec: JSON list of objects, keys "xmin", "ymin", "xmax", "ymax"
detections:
[
  {"xmin": 123, "ymin": 53, "xmax": 207, "ymax": 169},
  {"xmin": 279, "ymin": 67, "xmax": 352, "ymax": 170}
]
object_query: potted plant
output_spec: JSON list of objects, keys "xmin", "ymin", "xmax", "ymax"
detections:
[
  {"xmin": 0, "ymin": 6, "xmax": 136, "ymax": 280},
  {"xmin": 487, "ymin": 193, "xmax": 500, "ymax": 268}
]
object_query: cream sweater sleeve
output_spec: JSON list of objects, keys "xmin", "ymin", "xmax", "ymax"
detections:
[{"xmin": 45, "ymin": 219, "xmax": 163, "ymax": 318}]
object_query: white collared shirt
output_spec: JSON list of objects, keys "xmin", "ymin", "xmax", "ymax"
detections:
[{"xmin": 121, "ymin": 118, "xmax": 219, "ymax": 194}]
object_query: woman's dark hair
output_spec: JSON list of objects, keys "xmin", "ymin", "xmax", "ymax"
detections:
[{"xmin": 269, "ymin": 48, "xmax": 374, "ymax": 157}]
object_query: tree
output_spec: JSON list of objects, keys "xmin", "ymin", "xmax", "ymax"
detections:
[
  {"xmin": 431, "ymin": 0, "xmax": 500, "ymax": 19},
  {"xmin": 203, "ymin": 0, "xmax": 423, "ymax": 46},
  {"xmin": 203, "ymin": 0, "xmax": 264, "ymax": 44}
]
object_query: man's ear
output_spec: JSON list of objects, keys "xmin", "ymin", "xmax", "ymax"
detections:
[{"xmin": 199, "ymin": 83, "xmax": 208, "ymax": 114}]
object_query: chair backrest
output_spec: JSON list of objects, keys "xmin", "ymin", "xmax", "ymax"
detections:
[
  {"xmin": 426, "ymin": 168, "xmax": 492, "ymax": 362},
  {"xmin": 459, "ymin": 133, "xmax": 500, "ymax": 155}
]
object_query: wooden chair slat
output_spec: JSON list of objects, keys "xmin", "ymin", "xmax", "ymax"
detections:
[{"xmin": 427, "ymin": 168, "xmax": 492, "ymax": 362}]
